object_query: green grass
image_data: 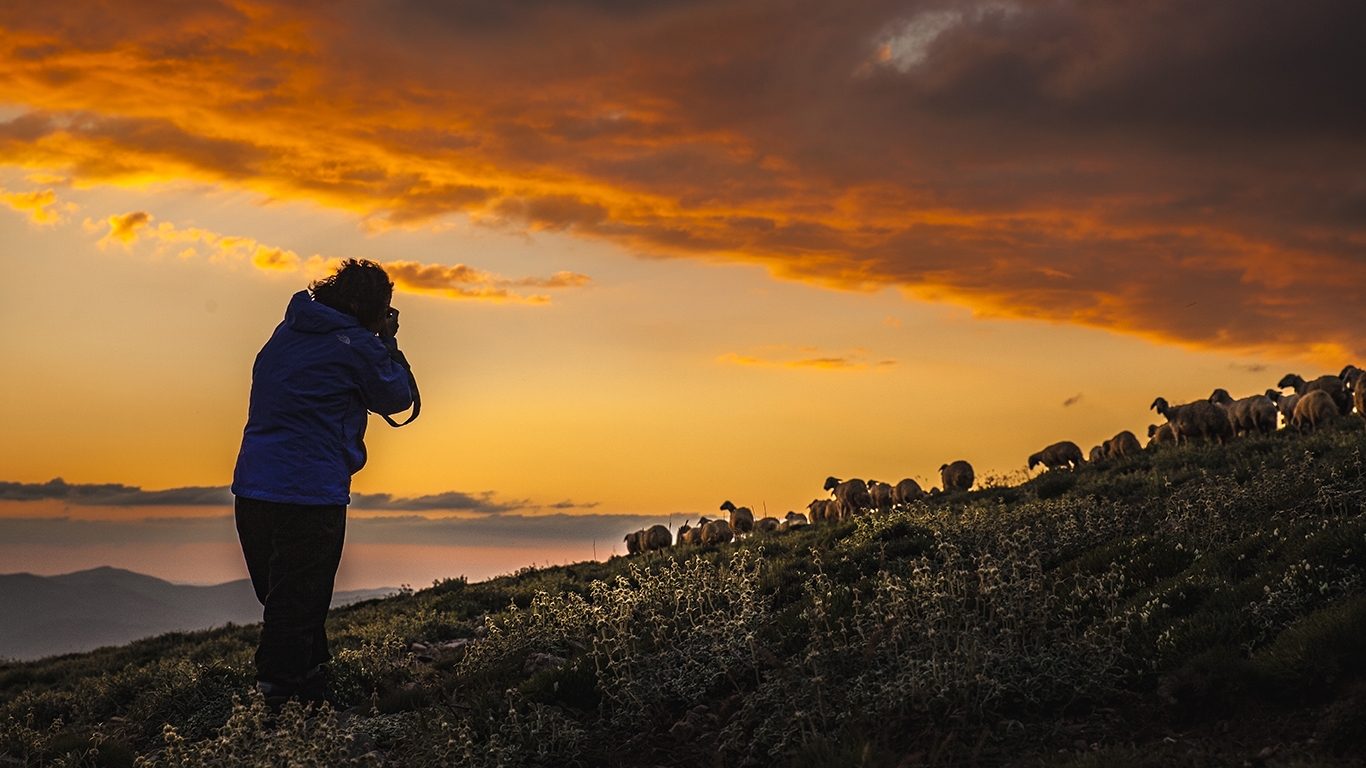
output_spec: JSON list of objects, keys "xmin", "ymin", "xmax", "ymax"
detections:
[{"xmin": 6, "ymin": 422, "xmax": 1366, "ymax": 765}]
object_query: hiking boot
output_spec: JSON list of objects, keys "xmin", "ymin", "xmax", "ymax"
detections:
[
  {"xmin": 299, "ymin": 664, "xmax": 348, "ymax": 710},
  {"xmin": 256, "ymin": 680, "xmax": 297, "ymax": 715}
]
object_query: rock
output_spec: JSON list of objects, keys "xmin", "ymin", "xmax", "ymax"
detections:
[{"xmin": 523, "ymin": 652, "xmax": 566, "ymax": 676}]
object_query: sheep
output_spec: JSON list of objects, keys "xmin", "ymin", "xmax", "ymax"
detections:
[
  {"xmin": 891, "ymin": 478, "xmax": 925, "ymax": 505},
  {"xmin": 807, "ymin": 498, "xmax": 831, "ymax": 524},
  {"xmin": 1088, "ymin": 445, "xmax": 1106, "ymax": 462},
  {"xmin": 679, "ymin": 517, "xmax": 709, "ymax": 545},
  {"xmin": 1341, "ymin": 367, "xmax": 1366, "ymax": 416},
  {"xmin": 701, "ymin": 518, "xmax": 734, "ymax": 545},
  {"xmin": 1267, "ymin": 390, "xmax": 1301, "ymax": 429},
  {"xmin": 1291, "ymin": 389, "xmax": 1338, "ymax": 432},
  {"xmin": 754, "ymin": 516, "xmax": 780, "ymax": 533},
  {"xmin": 779, "ymin": 511, "xmax": 809, "ymax": 531},
  {"xmin": 1105, "ymin": 431, "xmax": 1143, "ymax": 459},
  {"xmin": 867, "ymin": 480, "xmax": 895, "ymax": 512},
  {"xmin": 1147, "ymin": 422, "xmax": 1176, "ymax": 448},
  {"xmin": 1279, "ymin": 373, "xmax": 1351, "ymax": 416},
  {"xmin": 675, "ymin": 520, "xmax": 693, "ymax": 546},
  {"xmin": 939, "ymin": 461, "xmax": 974, "ymax": 492},
  {"xmin": 1027, "ymin": 441, "xmax": 1084, "ymax": 471},
  {"xmin": 823, "ymin": 477, "xmax": 872, "ymax": 520},
  {"xmin": 719, "ymin": 500, "xmax": 754, "ymax": 535},
  {"xmin": 643, "ymin": 524, "xmax": 672, "ymax": 551},
  {"xmin": 623, "ymin": 530, "xmax": 643, "ymax": 555},
  {"xmin": 1151, "ymin": 397, "xmax": 1234, "ymax": 445},
  {"xmin": 1209, "ymin": 388, "xmax": 1277, "ymax": 437}
]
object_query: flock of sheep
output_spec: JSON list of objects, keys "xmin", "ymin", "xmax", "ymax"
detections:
[{"xmin": 620, "ymin": 368, "xmax": 1366, "ymax": 554}]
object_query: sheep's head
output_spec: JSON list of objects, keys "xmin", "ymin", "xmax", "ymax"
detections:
[
  {"xmin": 823, "ymin": 476, "xmax": 841, "ymax": 491},
  {"xmin": 1027, "ymin": 453, "xmax": 1042, "ymax": 470},
  {"xmin": 1209, "ymin": 388, "xmax": 1234, "ymax": 405},
  {"xmin": 719, "ymin": 500, "xmax": 735, "ymax": 512},
  {"xmin": 1150, "ymin": 397, "xmax": 1168, "ymax": 414},
  {"xmin": 1147, "ymin": 424, "xmax": 1158, "ymax": 437},
  {"xmin": 1265, "ymin": 389, "xmax": 1282, "ymax": 402},
  {"xmin": 1278, "ymin": 373, "xmax": 1304, "ymax": 390},
  {"xmin": 939, "ymin": 464, "xmax": 949, "ymax": 472}
]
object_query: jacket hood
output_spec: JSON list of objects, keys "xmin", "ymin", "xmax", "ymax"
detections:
[{"xmin": 283, "ymin": 290, "xmax": 362, "ymax": 334}]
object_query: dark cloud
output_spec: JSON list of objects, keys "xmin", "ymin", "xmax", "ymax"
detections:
[
  {"xmin": 0, "ymin": 513, "xmax": 675, "ymax": 548},
  {"xmin": 349, "ymin": 490, "xmax": 525, "ymax": 514},
  {"xmin": 2, "ymin": 0, "xmax": 1364, "ymax": 357},
  {"xmin": 0, "ymin": 478, "xmax": 233, "ymax": 506},
  {"xmin": 0, "ymin": 479, "xmax": 573, "ymax": 513},
  {"xmin": 1062, "ymin": 393, "xmax": 1083, "ymax": 408}
]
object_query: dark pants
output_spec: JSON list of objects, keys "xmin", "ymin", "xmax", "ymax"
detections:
[{"xmin": 235, "ymin": 496, "xmax": 346, "ymax": 689}]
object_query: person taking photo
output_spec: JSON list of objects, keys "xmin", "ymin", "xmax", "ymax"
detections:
[{"xmin": 231, "ymin": 258, "xmax": 417, "ymax": 711}]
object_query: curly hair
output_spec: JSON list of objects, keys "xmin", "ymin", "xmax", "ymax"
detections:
[{"xmin": 309, "ymin": 259, "xmax": 393, "ymax": 327}]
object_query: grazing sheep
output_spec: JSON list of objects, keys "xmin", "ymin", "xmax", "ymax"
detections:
[
  {"xmin": 891, "ymin": 478, "xmax": 925, "ymax": 505},
  {"xmin": 1147, "ymin": 422, "xmax": 1176, "ymax": 448},
  {"xmin": 1279, "ymin": 373, "xmax": 1351, "ymax": 416},
  {"xmin": 1105, "ymin": 431, "xmax": 1143, "ymax": 459},
  {"xmin": 1267, "ymin": 390, "xmax": 1301, "ymax": 429},
  {"xmin": 623, "ymin": 530, "xmax": 644, "ymax": 555},
  {"xmin": 779, "ymin": 511, "xmax": 810, "ymax": 531},
  {"xmin": 680, "ymin": 517, "xmax": 710, "ymax": 545},
  {"xmin": 675, "ymin": 521, "xmax": 693, "ymax": 546},
  {"xmin": 719, "ymin": 500, "xmax": 755, "ymax": 535},
  {"xmin": 643, "ymin": 525, "xmax": 672, "ymax": 551},
  {"xmin": 701, "ymin": 518, "xmax": 734, "ymax": 545},
  {"xmin": 1341, "ymin": 367, "xmax": 1366, "ymax": 416},
  {"xmin": 1027, "ymin": 441, "xmax": 1084, "ymax": 471},
  {"xmin": 754, "ymin": 516, "xmax": 780, "ymax": 533},
  {"xmin": 823, "ymin": 477, "xmax": 872, "ymax": 520},
  {"xmin": 867, "ymin": 481, "xmax": 895, "ymax": 512},
  {"xmin": 1088, "ymin": 445, "xmax": 1106, "ymax": 462},
  {"xmin": 807, "ymin": 498, "xmax": 831, "ymax": 524},
  {"xmin": 939, "ymin": 461, "xmax": 975, "ymax": 492},
  {"xmin": 1151, "ymin": 397, "xmax": 1234, "ymax": 445},
  {"xmin": 1292, "ymin": 389, "xmax": 1338, "ymax": 432},
  {"xmin": 1209, "ymin": 388, "xmax": 1277, "ymax": 437}
]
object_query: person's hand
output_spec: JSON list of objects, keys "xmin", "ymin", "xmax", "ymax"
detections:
[
  {"xmin": 380, "ymin": 307, "xmax": 399, "ymax": 338},
  {"xmin": 365, "ymin": 307, "xmax": 400, "ymax": 337}
]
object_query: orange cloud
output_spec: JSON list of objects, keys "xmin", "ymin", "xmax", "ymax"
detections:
[
  {"xmin": 718, "ymin": 348, "xmax": 896, "ymax": 371},
  {"xmin": 0, "ymin": 1, "xmax": 1363, "ymax": 359},
  {"xmin": 89, "ymin": 211, "xmax": 590, "ymax": 302},
  {"xmin": 385, "ymin": 260, "xmax": 592, "ymax": 303},
  {"xmin": 1, "ymin": 187, "xmax": 74, "ymax": 225},
  {"xmin": 96, "ymin": 210, "xmax": 151, "ymax": 248}
]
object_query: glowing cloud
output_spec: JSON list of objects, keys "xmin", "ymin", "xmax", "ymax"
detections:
[
  {"xmin": 0, "ymin": 1, "xmax": 1362, "ymax": 358},
  {"xmin": 718, "ymin": 348, "xmax": 896, "ymax": 371},
  {"xmin": 95, "ymin": 211, "xmax": 151, "ymax": 248},
  {"xmin": 385, "ymin": 261, "xmax": 592, "ymax": 304},
  {"xmin": 1, "ymin": 187, "xmax": 74, "ymax": 225},
  {"xmin": 90, "ymin": 211, "xmax": 591, "ymax": 303}
]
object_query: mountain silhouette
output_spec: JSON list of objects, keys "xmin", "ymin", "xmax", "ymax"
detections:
[{"xmin": 0, "ymin": 566, "xmax": 395, "ymax": 661}]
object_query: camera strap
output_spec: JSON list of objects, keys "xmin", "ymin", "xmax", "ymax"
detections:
[{"xmin": 380, "ymin": 346, "xmax": 421, "ymax": 427}]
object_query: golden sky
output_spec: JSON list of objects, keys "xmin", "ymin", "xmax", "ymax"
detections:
[{"xmin": 1, "ymin": 0, "xmax": 1361, "ymax": 586}]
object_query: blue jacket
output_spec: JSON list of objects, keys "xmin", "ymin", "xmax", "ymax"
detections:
[{"xmin": 232, "ymin": 291, "xmax": 413, "ymax": 505}]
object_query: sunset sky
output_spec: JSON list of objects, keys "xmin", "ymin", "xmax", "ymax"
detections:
[{"xmin": 1, "ymin": 0, "xmax": 1362, "ymax": 589}]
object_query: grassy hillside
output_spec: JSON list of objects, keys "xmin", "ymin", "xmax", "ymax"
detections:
[{"xmin": 6, "ymin": 423, "xmax": 1366, "ymax": 766}]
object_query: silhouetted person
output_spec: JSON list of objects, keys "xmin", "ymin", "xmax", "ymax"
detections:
[{"xmin": 232, "ymin": 259, "xmax": 416, "ymax": 711}]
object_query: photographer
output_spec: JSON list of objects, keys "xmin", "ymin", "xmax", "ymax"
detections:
[{"xmin": 231, "ymin": 258, "xmax": 416, "ymax": 711}]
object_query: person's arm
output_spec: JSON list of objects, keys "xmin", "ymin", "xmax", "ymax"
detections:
[{"xmin": 354, "ymin": 334, "xmax": 414, "ymax": 416}]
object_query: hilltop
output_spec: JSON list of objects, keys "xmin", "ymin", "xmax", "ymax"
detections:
[{"xmin": 5, "ymin": 422, "xmax": 1366, "ymax": 767}]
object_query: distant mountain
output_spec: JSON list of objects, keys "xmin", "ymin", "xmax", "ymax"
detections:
[{"xmin": 0, "ymin": 566, "xmax": 396, "ymax": 661}]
